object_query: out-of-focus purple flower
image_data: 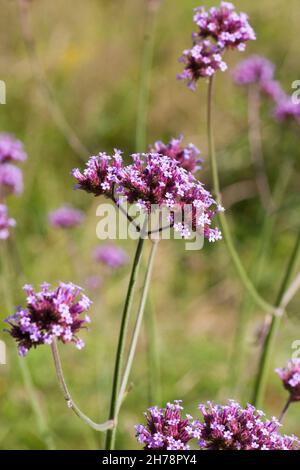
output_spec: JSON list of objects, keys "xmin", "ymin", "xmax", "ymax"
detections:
[
  {"xmin": 193, "ymin": 2, "xmax": 256, "ymax": 52},
  {"xmin": 0, "ymin": 203, "xmax": 16, "ymax": 240},
  {"xmin": 233, "ymin": 55, "xmax": 275, "ymax": 85},
  {"xmin": 0, "ymin": 133, "xmax": 27, "ymax": 163},
  {"xmin": 150, "ymin": 136, "xmax": 202, "ymax": 173},
  {"xmin": 85, "ymin": 275, "xmax": 103, "ymax": 291},
  {"xmin": 72, "ymin": 150, "xmax": 123, "ymax": 198},
  {"xmin": 260, "ymin": 80, "xmax": 285, "ymax": 103},
  {"xmin": 276, "ymin": 359, "xmax": 300, "ymax": 402},
  {"xmin": 191, "ymin": 400, "xmax": 300, "ymax": 450},
  {"xmin": 135, "ymin": 401, "xmax": 194, "ymax": 450},
  {"xmin": 4, "ymin": 282, "xmax": 92, "ymax": 356},
  {"xmin": 49, "ymin": 205, "xmax": 85, "ymax": 229},
  {"xmin": 93, "ymin": 244, "xmax": 129, "ymax": 269},
  {"xmin": 0, "ymin": 164, "xmax": 23, "ymax": 197},
  {"xmin": 178, "ymin": 40, "xmax": 227, "ymax": 90},
  {"xmin": 119, "ymin": 153, "xmax": 223, "ymax": 242},
  {"xmin": 274, "ymin": 97, "xmax": 300, "ymax": 125}
]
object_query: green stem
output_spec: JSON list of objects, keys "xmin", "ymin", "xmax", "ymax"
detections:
[
  {"xmin": 51, "ymin": 339, "xmax": 113, "ymax": 432},
  {"xmin": 229, "ymin": 164, "xmax": 292, "ymax": 394},
  {"xmin": 135, "ymin": 4, "xmax": 159, "ymax": 151},
  {"xmin": 252, "ymin": 227, "xmax": 300, "ymax": 408},
  {"xmin": 145, "ymin": 294, "xmax": 161, "ymax": 406},
  {"xmin": 105, "ymin": 236, "xmax": 145, "ymax": 450},
  {"xmin": 116, "ymin": 240, "xmax": 159, "ymax": 414},
  {"xmin": 279, "ymin": 396, "xmax": 292, "ymax": 423},
  {"xmin": 207, "ymin": 76, "xmax": 274, "ymax": 314}
]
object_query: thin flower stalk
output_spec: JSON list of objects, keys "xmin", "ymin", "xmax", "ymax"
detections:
[
  {"xmin": 105, "ymin": 235, "xmax": 146, "ymax": 450},
  {"xmin": 279, "ymin": 397, "xmax": 292, "ymax": 423},
  {"xmin": 252, "ymin": 227, "xmax": 300, "ymax": 408},
  {"xmin": 145, "ymin": 294, "xmax": 161, "ymax": 406},
  {"xmin": 248, "ymin": 84, "xmax": 274, "ymax": 213},
  {"xmin": 116, "ymin": 239, "xmax": 159, "ymax": 416},
  {"xmin": 229, "ymin": 164, "xmax": 292, "ymax": 393},
  {"xmin": 51, "ymin": 339, "xmax": 113, "ymax": 432},
  {"xmin": 135, "ymin": 0, "xmax": 162, "ymax": 411},
  {"xmin": 207, "ymin": 75, "xmax": 275, "ymax": 314}
]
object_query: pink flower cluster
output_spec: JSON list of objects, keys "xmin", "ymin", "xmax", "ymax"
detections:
[
  {"xmin": 0, "ymin": 203, "xmax": 16, "ymax": 240},
  {"xmin": 0, "ymin": 133, "xmax": 27, "ymax": 163},
  {"xmin": 135, "ymin": 401, "xmax": 193, "ymax": 450},
  {"xmin": 0, "ymin": 133, "xmax": 27, "ymax": 239},
  {"xmin": 276, "ymin": 359, "xmax": 300, "ymax": 402},
  {"xmin": 49, "ymin": 205, "xmax": 85, "ymax": 229},
  {"xmin": 191, "ymin": 401, "xmax": 300, "ymax": 450},
  {"xmin": 5, "ymin": 282, "xmax": 92, "ymax": 356},
  {"xmin": 73, "ymin": 151, "xmax": 222, "ymax": 243},
  {"xmin": 178, "ymin": 2, "xmax": 255, "ymax": 89},
  {"xmin": 136, "ymin": 400, "xmax": 300, "ymax": 451},
  {"xmin": 193, "ymin": 2, "xmax": 256, "ymax": 52},
  {"xmin": 150, "ymin": 136, "xmax": 202, "ymax": 174}
]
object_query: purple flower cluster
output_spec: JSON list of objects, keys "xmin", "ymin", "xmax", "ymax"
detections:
[
  {"xmin": 150, "ymin": 136, "xmax": 202, "ymax": 174},
  {"xmin": 276, "ymin": 359, "xmax": 300, "ymax": 402},
  {"xmin": 4, "ymin": 282, "xmax": 92, "ymax": 356},
  {"xmin": 274, "ymin": 98, "xmax": 300, "ymax": 125},
  {"xmin": 93, "ymin": 244, "xmax": 128, "ymax": 269},
  {"xmin": 178, "ymin": 2, "xmax": 255, "ymax": 89},
  {"xmin": 136, "ymin": 400, "xmax": 300, "ymax": 450},
  {"xmin": 193, "ymin": 2, "xmax": 256, "ymax": 51},
  {"xmin": 49, "ymin": 205, "xmax": 85, "ymax": 229},
  {"xmin": 73, "ymin": 151, "xmax": 222, "ymax": 243},
  {"xmin": 135, "ymin": 401, "xmax": 193, "ymax": 450},
  {"xmin": 0, "ymin": 203, "xmax": 16, "ymax": 239},
  {"xmin": 178, "ymin": 41, "xmax": 227, "ymax": 89},
  {"xmin": 191, "ymin": 401, "xmax": 300, "ymax": 450},
  {"xmin": 0, "ymin": 164, "xmax": 23, "ymax": 197},
  {"xmin": 72, "ymin": 150, "xmax": 123, "ymax": 197},
  {"xmin": 0, "ymin": 133, "xmax": 27, "ymax": 239},
  {"xmin": 0, "ymin": 133, "xmax": 27, "ymax": 163},
  {"xmin": 233, "ymin": 55, "xmax": 275, "ymax": 86}
]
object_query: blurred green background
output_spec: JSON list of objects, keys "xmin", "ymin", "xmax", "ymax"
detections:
[{"xmin": 0, "ymin": 0, "xmax": 300, "ymax": 449}]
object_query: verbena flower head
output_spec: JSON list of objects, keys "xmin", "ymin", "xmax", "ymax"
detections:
[
  {"xmin": 276, "ymin": 359, "xmax": 300, "ymax": 402},
  {"xmin": 274, "ymin": 97, "xmax": 300, "ymax": 125},
  {"xmin": 72, "ymin": 150, "xmax": 123, "ymax": 197},
  {"xmin": 179, "ymin": 3, "xmax": 255, "ymax": 89},
  {"xmin": 4, "ymin": 282, "xmax": 92, "ymax": 356},
  {"xmin": 260, "ymin": 80, "xmax": 285, "ymax": 103},
  {"xmin": 0, "ymin": 203, "xmax": 16, "ymax": 240},
  {"xmin": 49, "ymin": 205, "xmax": 85, "ymax": 229},
  {"xmin": 193, "ymin": 2, "xmax": 256, "ymax": 52},
  {"xmin": 93, "ymin": 244, "xmax": 129, "ymax": 269},
  {"xmin": 119, "ymin": 152, "xmax": 222, "ymax": 242},
  {"xmin": 135, "ymin": 401, "xmax": 194, "ymax": 450},
  {"xmin": 233, "ymin": 55, "xmax": 275, "ymax": 85},
  {"xmin": 191, "ymin": 401, "xmax": 300, "ymax": 450},
  {"xmin": 0, "ymin": 164, "xmax": 23, "ymax": 197},
  {"xmin": 150, "ymin": 136, "xmax": 202, "ymax": 173},
  {"xmin": 0, "ymin": 133, "xmax": 27, "ymax": 163},
  {"xmin": 178, "ymin": 40, "xmax": 227, "ymax": 90}
]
